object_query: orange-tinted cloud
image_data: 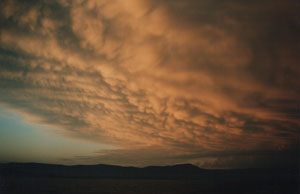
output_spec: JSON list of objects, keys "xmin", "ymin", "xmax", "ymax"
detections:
[{"xmin": 0, "ymin": 0, "xmax": 299, "ymax": 168}]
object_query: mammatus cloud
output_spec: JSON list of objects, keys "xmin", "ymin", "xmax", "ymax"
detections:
[{"xmin": 0, "ymin": 0, "xmax": 299, "ymax": 168}]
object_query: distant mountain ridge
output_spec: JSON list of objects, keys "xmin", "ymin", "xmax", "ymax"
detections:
[
  {"xmin": 0, "ymin": 162, "xmax": 298, "ymax": 194},
  {"xmin": 0, "ymin": 163, "xmax": 206, "ymax": 179},
  {"xmin": 0, "ymin": 162, "xmax": 297, "ymax": 180}
]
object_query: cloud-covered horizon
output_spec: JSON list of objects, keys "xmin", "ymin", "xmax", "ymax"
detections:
[{"xmin": 0, "ymin": 0, "xmax": 299, "ymax": 168}]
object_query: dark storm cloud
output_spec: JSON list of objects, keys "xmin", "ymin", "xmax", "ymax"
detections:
[{"xmin": 0, "ymin": 0, "xmax": 299, "ymax": 168}]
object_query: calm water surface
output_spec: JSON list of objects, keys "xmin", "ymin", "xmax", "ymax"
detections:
[{"xmin": 1, "ymin": 177, "xmax": 297, "ymax": 194}]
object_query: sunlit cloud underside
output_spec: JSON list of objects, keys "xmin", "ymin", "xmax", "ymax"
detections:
[{"xmin": 0, "ymin": 0, "xmax": 299, "ymax": 168}]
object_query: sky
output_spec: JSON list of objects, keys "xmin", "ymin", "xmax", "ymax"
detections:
[{"xmin": 0, "ymin": 0, "xmax": 299, "ymax": 169}]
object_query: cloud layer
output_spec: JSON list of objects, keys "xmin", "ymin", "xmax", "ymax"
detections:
[{"xmin": 0, "ymin": 0, "xmax": 299, "ymax": 168}]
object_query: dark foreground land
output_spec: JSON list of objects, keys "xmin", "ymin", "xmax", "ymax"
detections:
[{"xmin": 0, "ymin": 163, "xmax": 299, "ymax": 194}]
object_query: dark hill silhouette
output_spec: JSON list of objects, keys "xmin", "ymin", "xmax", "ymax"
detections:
[
  {"xmin": 0, "ymin": 162, "xmax": 297, "ymax": 181},
  {"xmin": 0, "ymin": 163, "xmax": 298, "ymax": 194},
  {"xmin": 0, "ymin": 163, "xmax": 207, "ymax": 179}
]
